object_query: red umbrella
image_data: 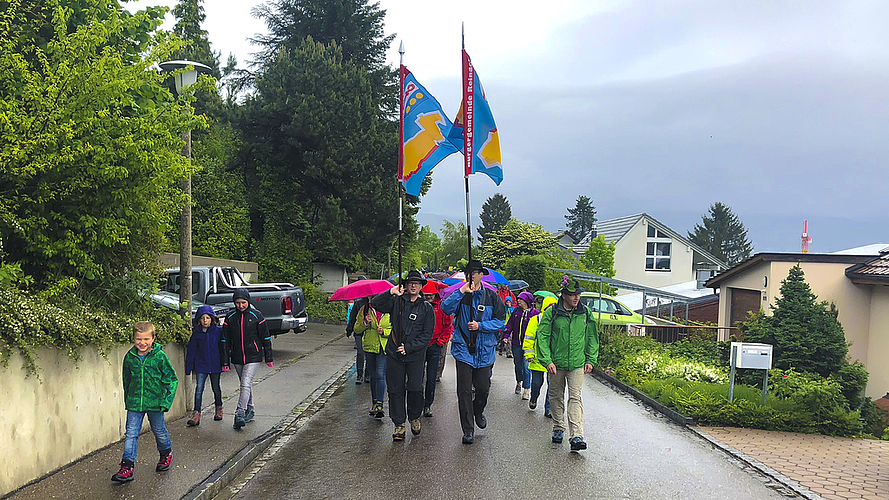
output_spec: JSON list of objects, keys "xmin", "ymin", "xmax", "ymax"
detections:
[{"xmin": 328, "ymin": 279, "xmax": 394, "ymax": 302}]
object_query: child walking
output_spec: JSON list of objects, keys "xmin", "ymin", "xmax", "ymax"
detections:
[
  {"xmin": 222, "ymin": 288, "xmax": 273, "ymax": 430},
  {"xmin": 185, "ymin": 305, "xmax": 226, "ymax": 426},
  {"xmin": 112, "ymin": 321, "xmax": 178, "ymax": 483}
]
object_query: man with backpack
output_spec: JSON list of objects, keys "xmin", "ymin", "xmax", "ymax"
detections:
[
  {"xmin": 536, "ymin": 275, "xmax": 599, "ymax": 452},
  {"xmin": 440, "ymin": 260, "xmax": 507, "ymax": 445}
]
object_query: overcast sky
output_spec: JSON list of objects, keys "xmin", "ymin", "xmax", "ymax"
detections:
[{"xmin": 126, "ymin": 0, "xmax": 889, "ymax": 253}]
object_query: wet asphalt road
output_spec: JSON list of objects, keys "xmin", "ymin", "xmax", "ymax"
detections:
[{"xmin": 221, "ymin": 352, "xmax": 793, "ymax": 500}]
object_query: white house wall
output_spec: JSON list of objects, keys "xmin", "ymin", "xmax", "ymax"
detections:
[{"xmin": 612, "ymin": 219, "xmax": 696, "ymax": 294}]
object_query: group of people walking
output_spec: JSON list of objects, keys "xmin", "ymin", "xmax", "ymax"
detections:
[
  {"xmin": 111, "ymin": 288, "xmax": 274, "ymax": 483},
  {"xmin": 348, "ymin": 260, "xmax": 600, "ymax": 451}
]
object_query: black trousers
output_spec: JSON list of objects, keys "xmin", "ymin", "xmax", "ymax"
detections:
[
  {"xmin": 386, "ymin": 355, "xmax": 426, "ymax": 425},
  {"xmin": 424, "ymin": 344, "xmax": 442, "ymax": 407},
  {"xmin": 455, "ymin": 360, "xmax": 492, "ymax": 434}
]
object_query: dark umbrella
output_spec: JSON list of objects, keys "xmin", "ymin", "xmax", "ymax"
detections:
[{"xmin": 507, "ymin": 279, "xmax": 529, "ymax": 292}]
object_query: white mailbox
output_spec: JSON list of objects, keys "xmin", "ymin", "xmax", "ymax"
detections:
[{"xmin": 731, "ymin": 342, "xmax": 773, "ymax": 370}]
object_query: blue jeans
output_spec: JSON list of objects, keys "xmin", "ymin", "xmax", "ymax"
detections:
[
  {"xmin": 365, "ymin": 351, "xmax": 387, "ymax": 403},
  {"xmin": 511, "ymin": 344, "xmax": 531, "ymax": 389},
  {"xmin": 354, "ymin": 334, "xmax": 367, "ymax": 376},
  {"xmin": 194, "ymin": 372, "xmax": 222, "ymax": 409},
  {"xmin": 530, "ymin": 371, "xmax": 551, "ymax": 411},
  {"xmin": 122, "ymin": 410, "xmax": 171, "ymax": 462},
  {"xmin": 424, "ymin": 344, "xmax": 442, "ymax": 407}
]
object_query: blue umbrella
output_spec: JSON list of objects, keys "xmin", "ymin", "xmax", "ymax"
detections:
[
  {"xmin": 507, "ymin": 279, "xmax": 529, "ymax": 291},
  {"xmin": 447, "ymin": 268, "xmax": 509, "ymax": 285}
]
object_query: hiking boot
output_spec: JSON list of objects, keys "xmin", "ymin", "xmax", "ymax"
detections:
[
  {"xmin": 552, "ymin": 430, "xmax": 564, "ymax": 443},
  {"xmin": 111, "ymin": 460, "xmax": 134, "ymax": 483},
  {"xmin": 356, "ymin": 372, "xmax": 363, "ymax": 385},
  {"xmin": 474, "ymin": 413, "xmax": 487, "ymax": 429},
  {"xmin": 392, "ymin": 424, "xmax": 406, "ymax": 441},
  {"xmin": 186, "ymin": 410, "xmax": 201, "ymax": 427},
  {"xmin": 156, "ymin": 450, "xmax": 172, "ymax": 472},
  {"xmin": 410, "ymin": 419, "xmax": 421, "ymax": 436},
  {"xmin": 423, "ymin": 406, "xmax": 433, "ymax": 418},
  {"xmin": 514, "ymin": 383, "xmax": 521, "ymax": 394},
  {"xmin": 214, "ymin": 405, "xmax": 224, "ymax": 421},
  {"xmin": 570, "ymin": 437, "xmax": 587, "ymax": 451},
  {"xmin": 372, "ymin": 401, "xmax": 384, "ymax": 419},
  {"xmin": 522, "ymin": 389, "xmax": 531, "ymax": 400},
  {"xmin": 233, "ymin": 413, "xmax": 246, "ymax": 430},
  {"xmin": 462, "ymin": 431, "xmax": 474, "ymax": 444},
  {"xmin": 245, "ymin": 407, "xmax": 255, "ymax": 422},
  {"xmin": 529, "ymin": 400, "xmax": 538, "ymax": 410},
  {"xmin": 544, "ymin": 409, "xmax": 552, "ymax": 418}
]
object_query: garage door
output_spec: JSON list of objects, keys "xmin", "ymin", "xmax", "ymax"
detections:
[{"xmin": 730, "ymin": 288, "xmax": 762, "ymax": 326}]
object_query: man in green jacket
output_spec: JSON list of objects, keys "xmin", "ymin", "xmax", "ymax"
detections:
[{"xmin": 536, "ymin": 276, "xmax": 599, "ymax": 452}]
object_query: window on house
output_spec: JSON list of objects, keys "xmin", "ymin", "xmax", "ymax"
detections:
[
  {"xmin": 647, "ymin": 226, "xmax": 668, "ymax": 238},
  {"xmin": 646, "ymin": 242, "xmax": 671, "ymax": 271}
]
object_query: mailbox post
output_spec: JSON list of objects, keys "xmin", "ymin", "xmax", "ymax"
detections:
[{"xmin": 728, "ymin": 342, "xmax": 773, "ymax": 403}]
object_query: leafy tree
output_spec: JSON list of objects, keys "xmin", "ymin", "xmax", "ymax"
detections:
[
  {"xmin": 579, "ymin": 235, "xmax": 617, "ymax": 295},
  {"xmin": 0, "ymin": 0, "xmax": 203, "ymax": 283},
  {"xmin": 739, "ymin": 265, "xmax": 848, "ymax": 377},
  {"xmin": 477, "ymin": 193, "xmax": 511, "ymax": 245},
  {"xmin": 503, "ymin": 254, "xmax": 547, "ymax": 292},
  {"xmin": 688, "ymin": 202, "xmax": 753, "ymax": 266},
  {"xmin": 565, "ymin": 195, "xmax": 597, "ymax": 240},
  {"xmin": 416, "ymin": 225, "xmax": 442, "ymax": 270},
  {"xmin": 439, "ymin": 220, "xmax": 472, "ymax": 269},
  {"xmin": 480, "ymin": 218, "xmax": 556, "ymax": 270}
]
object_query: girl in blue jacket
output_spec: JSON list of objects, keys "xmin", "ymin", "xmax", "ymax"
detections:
[{"xmin": 185, "ymin": 305, "xmax": 226, "ymax": 426}]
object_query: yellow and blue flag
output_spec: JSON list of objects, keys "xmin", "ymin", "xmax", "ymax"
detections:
[
  {"xmin": 448, "ymin": 50, "xmax": 503, "ymax": 185},
  {"xmin": 399, "ymin": 65, "xmax": 460, "ymax": 197}
]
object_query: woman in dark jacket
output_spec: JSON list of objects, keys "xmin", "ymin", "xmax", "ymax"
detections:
[
  {"xmin": 185, "ymin": 305, "xmax": 226, "ymax": 426},
  {"xmin": 502, "ymin": 291, "xmax": 540, "ymax": 400}
]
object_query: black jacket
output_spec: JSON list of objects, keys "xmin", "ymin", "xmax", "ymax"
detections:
[
  {"xmin": 221, "ymin": 307, "xmax": 273, "ymax": 365},
  {"xmin": 371, "ymin": 291, "xmax": 435, "ymax": 362}
]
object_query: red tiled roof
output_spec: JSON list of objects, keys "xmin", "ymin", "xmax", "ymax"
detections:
[{"xmin": 855, "ymin": 256, "xmax": 889, "ymax": 276}]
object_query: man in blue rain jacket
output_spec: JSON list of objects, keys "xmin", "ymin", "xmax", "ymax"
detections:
[{"xmin": 440, "ymin": 259, "xmax": 506, "ymax": 445}]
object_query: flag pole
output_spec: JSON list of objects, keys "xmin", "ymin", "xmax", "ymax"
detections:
[
  {"xmin": 396, "ymin": 41, "xmax": 405, "ymax": 346},
  {"xmin": 462, "ymin": 23, "xmax": 472, "ymax": 261}
]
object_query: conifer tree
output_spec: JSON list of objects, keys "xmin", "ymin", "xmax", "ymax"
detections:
[
  {"xmin": 477, "ymin": 193, "xmax": 511, "ymax": 245},
  {"xmin": 740, "ymin": 265, "xmax": 848, "ymax": 377},
  {"xmin": 688, "ymin": 202, "xmax": 752, "ymax": 266},
  {"xmin": 565, "ymin": 195, "xmax": 597, "ymax": 240}
]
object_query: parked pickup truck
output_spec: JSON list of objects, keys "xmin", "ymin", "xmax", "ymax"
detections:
[{"xmin": 160, "ymin": 266, "xmax": 308, "ymax": 335}]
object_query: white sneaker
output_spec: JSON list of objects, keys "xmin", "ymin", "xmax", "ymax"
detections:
[{"xmin": 522, "ymin": 389, "xmax": 531, "ymax": 400}]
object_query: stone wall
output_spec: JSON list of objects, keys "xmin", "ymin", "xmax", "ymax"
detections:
[{"xmin": 0, "ymin": 343, "xmax": 187, "ymax": 496}]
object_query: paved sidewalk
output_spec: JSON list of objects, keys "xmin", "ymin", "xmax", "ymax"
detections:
[
  {"xmin": 5, "ymin": 323, "xmax": 355, "ymax": 500},
  {"xmin": 700, "ymin": 426, "xmax": 889, "ymax": 500}
]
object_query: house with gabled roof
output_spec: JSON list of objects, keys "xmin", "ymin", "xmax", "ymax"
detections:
[
  {"xmin": 561, "ymin": 213, "xmax": 728, "ymax": 293},
  {"xmin": 706, "ymin": 245, "xmax": 889, "ymax": 398}
]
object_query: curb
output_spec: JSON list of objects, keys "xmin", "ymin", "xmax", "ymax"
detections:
[
  {"xmin": 181, "ymin": 361, "xmax": 353, "ymax": 500},
  {"xmin": 591, "ymin": 368, "xmax": 824, "ymax": 500}
]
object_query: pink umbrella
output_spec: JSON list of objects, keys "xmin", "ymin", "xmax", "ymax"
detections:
[
  {"xmin": 439, "ymin": 280, "xmax": 496, "ymax": 300},
  {"xmin": 328, "ymin": 279, "xmax": 394, "ymax": 302}
]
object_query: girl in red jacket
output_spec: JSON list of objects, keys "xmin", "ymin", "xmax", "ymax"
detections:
[{"xmin": 423, "ymin": 291, "xmax": 452, "ymax": 417}]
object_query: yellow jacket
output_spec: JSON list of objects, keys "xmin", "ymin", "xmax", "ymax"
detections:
[
  {"xmin": 352, "ymin": 304, "xmax": 390, "ymax": 354},
  {"xmin": 522, "ymin": 296, "xmax": 558, "ymax": 372}
]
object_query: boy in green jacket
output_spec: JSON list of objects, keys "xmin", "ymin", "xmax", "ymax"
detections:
[
  {"xmin": 111, "ymin": 321, "xmax": 179, "ymax": 483},
  {"xmin": 536, "ymin": 276, "xmax": 598, "ymax": 452}
]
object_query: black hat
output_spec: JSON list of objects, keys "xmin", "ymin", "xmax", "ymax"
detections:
[
  {"xmin": 559, "ymin": 275, "xmax": 585, "ymax": 294},
  {"xmin": 232, "ymin": 288, "xmax": 251, "ymax": 302},
  {"xmin": 462, "ymin": 259, "xmax": 489, "ymax": 276},
  {"xmin": 401, "ymin": 270, "xmax": 427, "ymax": 285}
]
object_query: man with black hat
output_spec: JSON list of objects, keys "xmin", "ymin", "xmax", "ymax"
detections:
[
  {"xmin": 440, "ymin": 259, "xmax": 507, "ymax": 444},
  {"xmin": 371, "ymin": 270, "xmax": 435, "ymax": 441},
  {"xmin": 536, "ymin": 275, "xmax": 599, "ymax": 452}
]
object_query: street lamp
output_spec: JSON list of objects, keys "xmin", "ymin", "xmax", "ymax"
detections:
[{"xmin": 159, "ymin": 60, "xmax": 212, "ymax": 319}]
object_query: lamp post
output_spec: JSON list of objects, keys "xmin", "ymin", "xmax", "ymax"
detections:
[{"xmin": 159, "ymin": 60, "xmax": 212, "ymax": 319}]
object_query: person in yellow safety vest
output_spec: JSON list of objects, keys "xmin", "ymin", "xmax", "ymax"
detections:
[{"xmin": 522, "ymin": 295, "xmax": 558, "ymax": 418}]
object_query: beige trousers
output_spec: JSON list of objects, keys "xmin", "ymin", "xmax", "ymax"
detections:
[{"xmin": 547, "ymin": 368, "xmax": 585, "ymax": 438}]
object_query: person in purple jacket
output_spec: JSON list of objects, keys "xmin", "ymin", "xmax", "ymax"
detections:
[
  {"xmin": 501, "ymin": 291, "xmax": 540, "ymax": 400},
  {"xmin": 185, "ymin": 305, "xmax": 226, "ymax": 426}
]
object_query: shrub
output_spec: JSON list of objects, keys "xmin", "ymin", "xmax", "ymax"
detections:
[
  {"xmin": 829, "ymin": 360, "xmax": 869, "ymax": 409},
  {"xmin": 665, "ymin": 335, "xmax": 730, "ymax": 367},
  {"xmin": 301, "ymin": 282, "xmax": 347, "ymax": 322},
  {"xmin": 503, "ymin": 254, "xmax": 547, "ymax": 293},
  {"xmin": 0, "ymin": 285, "xmax": 188, "ymax": 378},
  {"xmin": 597, "ymin": 330, "xmax": 662, "ymax": 370},
  {"xmin": 618, "ymin": 352, "xmax": 728, "ymax": 384}
]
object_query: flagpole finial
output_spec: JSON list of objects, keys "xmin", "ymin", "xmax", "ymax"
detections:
[{"xmin": 399, "ymin": 40, "xmax": 404, "ymax": 56}]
